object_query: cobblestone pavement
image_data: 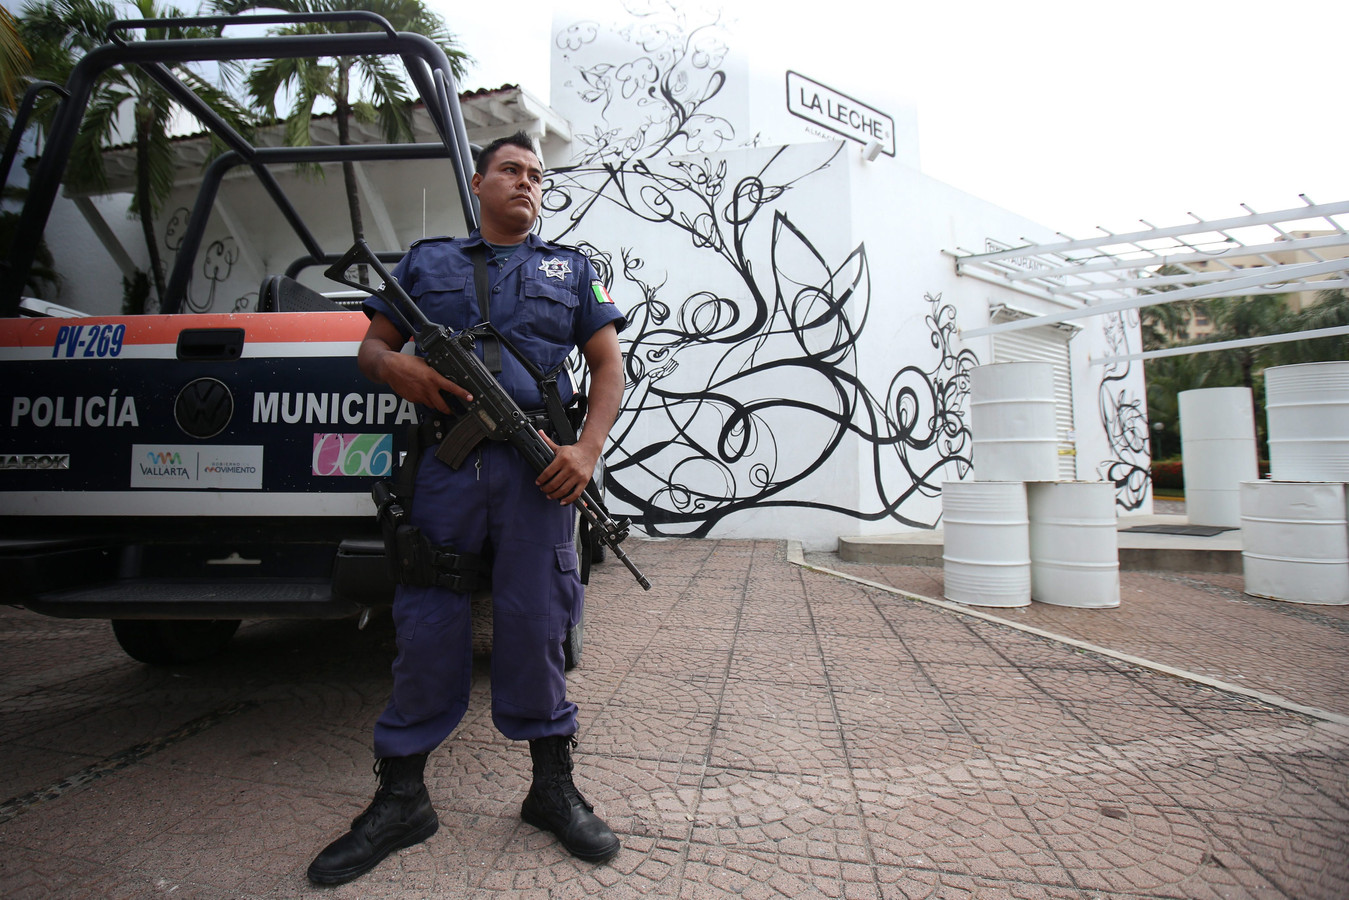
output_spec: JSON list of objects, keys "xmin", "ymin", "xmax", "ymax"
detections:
[
  {"xmin": 803, "ymin": 555, "xmax": 1349, "ymax": 722},
  {"xmin": 2, "ymin": 538, "xmax": 1347, "ymax": 899}
]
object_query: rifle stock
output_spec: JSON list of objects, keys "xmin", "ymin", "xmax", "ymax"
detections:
[{"xmin": 326, "ymin": 240, "xmax": 651, "ymax": 591}]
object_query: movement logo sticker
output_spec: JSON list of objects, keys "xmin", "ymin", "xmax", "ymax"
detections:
[{"xmin": 131, "ymin": 445, "xmax": 263, "ymax": 489}]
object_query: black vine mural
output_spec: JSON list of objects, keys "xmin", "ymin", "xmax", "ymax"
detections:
[
  {"xmin": 548, "ymin": 4, "xmax": 976, "ymax": 536},
  {"xmin": 1097, "ymin": 310, "xmax": 1149, "ymax": 510},
  {"xmin": 164, "ymin": 207, "xmax": 250, "ymax": 312}
]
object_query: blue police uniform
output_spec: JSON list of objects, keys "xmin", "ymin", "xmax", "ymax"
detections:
[{"xmin": 363, "ymin": 230, "xmax": 626, "ymax": 757}]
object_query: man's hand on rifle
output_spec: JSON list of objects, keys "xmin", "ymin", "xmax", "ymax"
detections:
[
  {"xmin": 536, "ymin": 433, "xmax": 600, "ymax": 506},
  {"xmin": 534, "ymin": 323, "xmax": 623, "ymax": 507},
  {"xmin": 358, "ymin": 315, "xmax": 473, "ymax": 414}
]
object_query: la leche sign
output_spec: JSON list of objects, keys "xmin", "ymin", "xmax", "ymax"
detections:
[{"xmin": 786, "ymin": 71, "xmax": 895, "ymax": 158}]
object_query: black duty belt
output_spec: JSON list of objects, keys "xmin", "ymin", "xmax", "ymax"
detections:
[{"xmin": 417, "ymin": 409, "xmax": 559, "ymax": 450}]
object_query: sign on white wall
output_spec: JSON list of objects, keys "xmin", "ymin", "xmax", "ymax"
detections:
[{"xmin": 786, "ymin": 71, "xmax": 895, "ymax": 158}]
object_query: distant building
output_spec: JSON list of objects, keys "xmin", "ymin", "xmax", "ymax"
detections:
[{"xmin": 1165, "ymin": 230, "xmax": 1347, "ymax": 340}]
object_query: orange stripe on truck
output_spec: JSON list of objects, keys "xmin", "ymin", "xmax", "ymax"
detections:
[{"xmin": 0, "ymin": 311, "xmax": 369, "ymax": 349}]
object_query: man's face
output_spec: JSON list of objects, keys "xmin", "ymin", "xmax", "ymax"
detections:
[{"xmin": 472, "ymin": 144, "xmax": 543, "ymax": 234}]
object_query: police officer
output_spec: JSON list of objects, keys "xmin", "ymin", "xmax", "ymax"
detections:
[{"xmin": 308, "ymin": 131, "xmax": 627, "ymax": 885}]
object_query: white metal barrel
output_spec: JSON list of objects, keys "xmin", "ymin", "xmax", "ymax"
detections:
[
  {"xmin": 1178, "ymin": 386, "xmax": 1258, "ymax": 528},
  {"xmin": 970, "ymin": 362, "xmax": 1059, "ymax": 482},
  {"xmin": 1028, "ymin": 482, "xmax": 1121, "ymax": 608},
  {"xmin": 942, "ymin": 481, "xmax": 1031, "ymax": 607},
  {"xmin": 1265, "ymin": 361, "xmax": 1349, "ymax": 482},
  {"xmin": 1240, "ymin": 481, "xmax": 1349, "ymax": 605}
]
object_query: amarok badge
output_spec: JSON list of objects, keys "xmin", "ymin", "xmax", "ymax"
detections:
[{"xmin": 539, "ymin": 257, "xmax": 571, "ymax": 280}]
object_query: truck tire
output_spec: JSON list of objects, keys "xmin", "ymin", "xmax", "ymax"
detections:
[
  {"xmin": 563, "ymin": 613, "xmax": 584, "ymax": 671},
  {"xmin": 111, "ymin": 619, "xmax": 241, "ymax": 665}
]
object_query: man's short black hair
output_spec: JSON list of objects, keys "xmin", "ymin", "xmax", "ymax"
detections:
[{"xmin": 475, "ymin": 130, "xmax": 539, "ymax": 174}]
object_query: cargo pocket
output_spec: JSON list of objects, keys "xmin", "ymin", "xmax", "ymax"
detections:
[
  {"xmin": 414, "ymin": 274, "xmax": 473, "ymax": 331},
  {"xmin": 523, "ymin": 278, "xmax": 578, "ymax": 344},
  {"xmin": 555, "ymin": 541, "xmax": 579, "ymax": 576},
  {"xmin": 554, "ymin": 539, "xmax": 583, "ymax": 633},
  {"xmin": 490, "ymin": 539, "xmax": 579, "ymax": 718}
]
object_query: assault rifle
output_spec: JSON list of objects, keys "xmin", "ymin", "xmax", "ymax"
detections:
[{"xmin": 326, "ymin": 240, "xmax": 651, "ymax": 591}]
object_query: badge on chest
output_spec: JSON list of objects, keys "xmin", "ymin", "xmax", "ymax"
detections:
[{"xmin": 538, "ymin": 257, "xmax": 571, "ymax": 280}]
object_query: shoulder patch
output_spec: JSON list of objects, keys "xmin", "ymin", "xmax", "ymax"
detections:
[{"xmin": 590, "ymin": 281, "xmax": 615, "ymax": 305}]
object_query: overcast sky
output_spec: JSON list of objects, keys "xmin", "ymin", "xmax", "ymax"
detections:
[
  {"xmin": 6, "ymin": 0, "xmax": 1341, "ymax": 239},
  {"xmin": 437, "ymin": 0, "xmax": 1348, "ymax": 240}
]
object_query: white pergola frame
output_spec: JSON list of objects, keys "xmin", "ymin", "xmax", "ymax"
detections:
[{"xmin": 949, "ymin": 196, "xmax": 1349, "ymax": 364}]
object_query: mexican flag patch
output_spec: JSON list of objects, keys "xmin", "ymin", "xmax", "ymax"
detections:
[{"xmin": 590, "ymin": 281, "xmax": 614, "ymax": 305}]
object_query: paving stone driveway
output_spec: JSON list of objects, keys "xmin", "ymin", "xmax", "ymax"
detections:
[{"xmin": 2, "ymin": 539, "xmax": 1346, "ymax": 898}]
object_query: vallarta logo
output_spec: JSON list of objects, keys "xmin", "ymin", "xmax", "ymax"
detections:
[
  {"xmin": 139, "ymin": 449, "xmax": 191, "ymax": 480},
  {"xmin": 131, "ymin": 444, "xmax": 264, "ymax": 490}
]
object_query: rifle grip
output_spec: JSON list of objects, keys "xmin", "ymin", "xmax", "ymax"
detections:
[{"xmin": 435, "ymin": 414, "xmax": 489, "ymax": 469}]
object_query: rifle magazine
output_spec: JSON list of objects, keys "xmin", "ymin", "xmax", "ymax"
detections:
[{"xmin": 435, "ymin": 414, "xmax": 489, "ymax": 469}]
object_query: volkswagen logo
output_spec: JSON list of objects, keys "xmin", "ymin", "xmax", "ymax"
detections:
[{"xmin": 175, "ymin": 378, "xmax": 234, "ymax": 439}]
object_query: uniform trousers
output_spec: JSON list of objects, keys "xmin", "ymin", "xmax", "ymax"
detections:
[{"xmin": 373, "ymin": 440, "xmax": 582, "ymax": 758}]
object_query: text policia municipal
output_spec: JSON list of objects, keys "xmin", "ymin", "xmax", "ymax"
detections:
[{"xmin": 11, "ymin": 392, "xmax": 418, "ymax": 428}]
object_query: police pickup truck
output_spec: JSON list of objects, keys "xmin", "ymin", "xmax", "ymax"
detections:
[{"xmin": 0, "ymin": 12, "xmax": 594, "ymax": 665}]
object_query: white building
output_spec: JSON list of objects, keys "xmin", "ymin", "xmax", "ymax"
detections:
[{"xmin": 30, "ymin": 6, "xmax": 1154, "ymax": 549}]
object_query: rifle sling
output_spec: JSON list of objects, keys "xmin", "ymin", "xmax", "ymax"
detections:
[
  {"xmin": 471, "ymin": 246, "xmax": 503, "ymax": 375},
  {"xmin": 470, "ymin": 243, "xmax": 578, "ymax": 445}
]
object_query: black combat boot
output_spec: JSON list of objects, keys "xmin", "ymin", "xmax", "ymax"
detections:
[
  {"xmin": 307, "ymin": 753, "xmax": 438, "ymax": 885},
  {"xmin": 520, "ymin": 735, "xmax": 621, "ymax": 862}
]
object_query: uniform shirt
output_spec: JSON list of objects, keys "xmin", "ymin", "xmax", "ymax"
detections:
[{"xmin": 364, "ymin": 231, "xmax": 626, "ymax": 412}]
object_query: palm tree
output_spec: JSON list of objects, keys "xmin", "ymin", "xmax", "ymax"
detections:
[
  {"xmin": 20, "ymin": 0, "xmax": 252, "ymax": 310},
  {"xmin": 0, "ymin": 7, "xmax": 52, "ymax": 297},
  {"xmin": 219, "ymin": 0, "xmax": 470, "ymax": 258},
  {"xmin": 1195, "ymin": 294, "xmax": 1290, "ymax": 389},
  {"xmin": 1143, "ymin": 346, "xmax": 1224, "ymax": 461},
  {"xmin": 1, "ymin": 6, "xmax": 31, "ymax": 114},
  {"xmin": 1144, "ymin": 286, "xmax": 1346, "ymax": 469},
  {"xmin": 1266, "ymin": 288, "xmax": 1349, "ymax": 365},
  {"xmin": 1139, "ymin": 264, "xmax": 1198, "ymax": 351}
]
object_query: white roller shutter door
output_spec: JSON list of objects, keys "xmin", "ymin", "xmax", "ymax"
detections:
[{"xmin": 992, "ymin": 327, "xmax": 1077, "ymax": 480}]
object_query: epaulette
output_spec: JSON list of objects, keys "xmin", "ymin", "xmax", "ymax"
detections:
[
  {"xmin": 535, "ymin": 236, "xmax": 591, "ymax": 258},
  {"xmin": 407, "ymin": 235, "xmax": 458, "ymax": 249}
]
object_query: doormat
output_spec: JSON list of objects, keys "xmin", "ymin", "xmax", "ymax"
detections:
[{"xmin": 1121, "ymin": 524, "xmax": 1237, "ymax": 537}]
